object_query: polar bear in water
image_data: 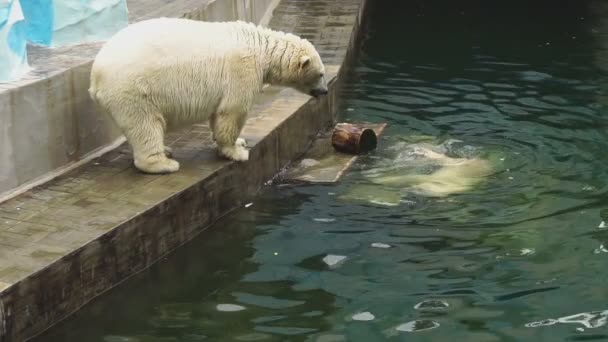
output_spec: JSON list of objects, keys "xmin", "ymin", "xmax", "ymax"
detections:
[
  {"xmin": 369, "ymin": 142, "xmax": 493, "ymax": 197},
  {"xmin": 340, "ymin": 138, "xmax": 496, "ymax": 205}
]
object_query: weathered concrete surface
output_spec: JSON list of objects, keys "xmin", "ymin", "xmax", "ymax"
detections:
[
  {"xmin": 0, "ymin": 0, "xmax": 279, "ymax": 200},
  {"xmin": 0, "ymin": 0, "xmax": 368, "ymax": 340}
]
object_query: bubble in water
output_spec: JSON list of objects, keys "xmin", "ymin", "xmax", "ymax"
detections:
[
  {"xmin": 520, "ymin": 248, "xmax": 535, "ymax": 256},
  {"xmin": 217, "ymin": 304, "xmax": 246, "ymax": 312},
  {"xmin": 314, "ymin": 218, "xmax": 336, "ymax": 223},
  {"xmin": 414, "ymin": 300, "xmax": 450, "ymax": 310},
  {"xmin": 396, "ymin": 320, "xmax": 440, "ymax": 332},
  {"xmin": 323, "ymin": 254, "xmax": 347, "ymax": 267},
  {"xmin": 352, "ymin": 312, "xmax": 375, "ymax": 321}
]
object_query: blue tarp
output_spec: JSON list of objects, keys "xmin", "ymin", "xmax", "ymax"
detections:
[
  {"xmin": 0, "ymin": 0, "xmax": 29, "ymax": 82},
  {"xmin": 1, "ymin": 0, "xmax": 128, "ymax": 82},
  {"xmin": 20, "ymin": 0, "xmax": 53, "ymax": 45},
  {"xmin": 21, "ymin": 0, "xmax": 129, "ymax": 47}
]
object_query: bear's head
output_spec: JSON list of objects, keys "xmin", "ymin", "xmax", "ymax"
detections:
[
  {"xmin": 279, "ymin": 38, "xmax": 328, "ymax": 98},
  {"xmin": 296, "ymin": 40, "xmax": 328, "ymax": 97}
]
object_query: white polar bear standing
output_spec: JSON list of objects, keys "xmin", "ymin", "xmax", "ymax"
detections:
[{"xmin": 89, "ymin": 17, "xmax": 328, "ymax": 174}]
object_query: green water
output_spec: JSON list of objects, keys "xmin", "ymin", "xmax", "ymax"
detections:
[{"xmin": 38, "ymin": 0, "xmax": 608, "ymax": 341}]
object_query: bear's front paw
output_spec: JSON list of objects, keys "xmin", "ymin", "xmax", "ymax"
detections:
[
  {"xmin": 219, "ymin": 145, "xmax": 249, "ymax": 162},
  {"xmin": 235, "ymin": 138, "xmax": 247, "ymax": 148},
  {"xmin": 234, "ymin": 148, "xmax": 249, "ymax": 161}
]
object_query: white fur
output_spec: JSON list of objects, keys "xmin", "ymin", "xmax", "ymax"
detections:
[
  {"xmin": 89, "ymin": 18, "xmax": 327, "ymax": 173},
  {"xmin": 371, "ymin": 145, "xmax": 493, "ymax": 197}
]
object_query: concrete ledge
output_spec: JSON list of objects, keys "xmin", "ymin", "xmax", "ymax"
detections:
[
  {"xmin": 0, "ymin": 0, "xmax": 367, "ymax": 340},
  {"xmin": 0, "ymin": 0, "xmax": 279, "ymax": 201}
]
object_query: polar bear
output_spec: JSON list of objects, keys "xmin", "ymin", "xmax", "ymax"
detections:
[
  {"xmin": 369, "ymin": 144, "xmax": 493, "ymax": 197},
  {"xmin": 89, "ymin": 18, "xmax": 328, "ymax": 174},
  {"xmin": 338, "ymin": 139, "xmax": 497, "ymax": 206}
]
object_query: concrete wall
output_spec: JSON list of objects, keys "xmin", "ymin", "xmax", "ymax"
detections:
[
  {"xmin": 186, "ymin": 0, "xmax": 279, "ymax": 25},
  {"xmin": 0, "ymin": 0, "xmax": 279, "ymax": 201}
]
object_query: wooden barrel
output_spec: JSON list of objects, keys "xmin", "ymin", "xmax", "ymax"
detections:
[{"xmin": 331, "ymin": 123, "xmax": 378, "ymax": 154}]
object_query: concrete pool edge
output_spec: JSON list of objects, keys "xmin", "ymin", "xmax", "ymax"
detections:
[{"xmin": 0, "ymin": 0, "xmax": 370, "ymax": 341}]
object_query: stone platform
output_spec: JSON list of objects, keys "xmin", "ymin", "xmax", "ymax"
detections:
[{"xmin": 0, "ymin": 0, "xmax": 368, "ymax": 340}]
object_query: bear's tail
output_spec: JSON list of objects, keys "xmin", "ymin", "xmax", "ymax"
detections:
[
  {"xmin": 88, "ymin": 86, "xmax": 96, "ymax": 101},
  {"xmin": 88, "ymin": 71, "xmax": 101, "ymax": 103}
]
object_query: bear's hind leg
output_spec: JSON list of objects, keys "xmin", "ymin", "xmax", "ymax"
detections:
[
  {"xmin": 211, "ymin": 111, "xmax": 249, "ymax": 162},
  {"xmin": 131, "ymin": 121, "xmax": 180, "ymax": 173},
  {"xmin": 113, "ymin": 107, "xmax": 180, "ymax": 174}
]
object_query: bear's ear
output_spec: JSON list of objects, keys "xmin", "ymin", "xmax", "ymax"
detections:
[{"xmin": 299, "ymin": 55, "xmax": 311, "ymax": 70}]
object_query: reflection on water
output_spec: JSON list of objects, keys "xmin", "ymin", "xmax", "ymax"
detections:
[
  {"xmin": 37, "ymin": 0, "xmax": 608, "ymax": 341},
  {"xmin": 526, "ymin": 310, "xmax": 608, "ymax": 330}
]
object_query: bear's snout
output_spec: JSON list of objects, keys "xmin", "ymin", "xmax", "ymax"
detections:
[
  {"xmin": 310, "ymin": 87, "xmax": 329, "ymax": 97},
  {"xmin": 309, "ymin": 74, "xmax": 328, "ymax": 97}
]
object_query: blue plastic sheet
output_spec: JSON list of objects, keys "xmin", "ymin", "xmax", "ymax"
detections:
[
  {"xmin": 0, "ymin": 0, "xmax": 28, "ymax": 82},
  {"xmin": 20, "ymin": 0, "xmax": 52, "ymax": 45},
  {"xmin": 21, "ymin": 0, "xmax": 128, "ymax": 47},
  {"xmin": 1, "ymin": 0, "xmax": 128, "ymax": 82}
]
